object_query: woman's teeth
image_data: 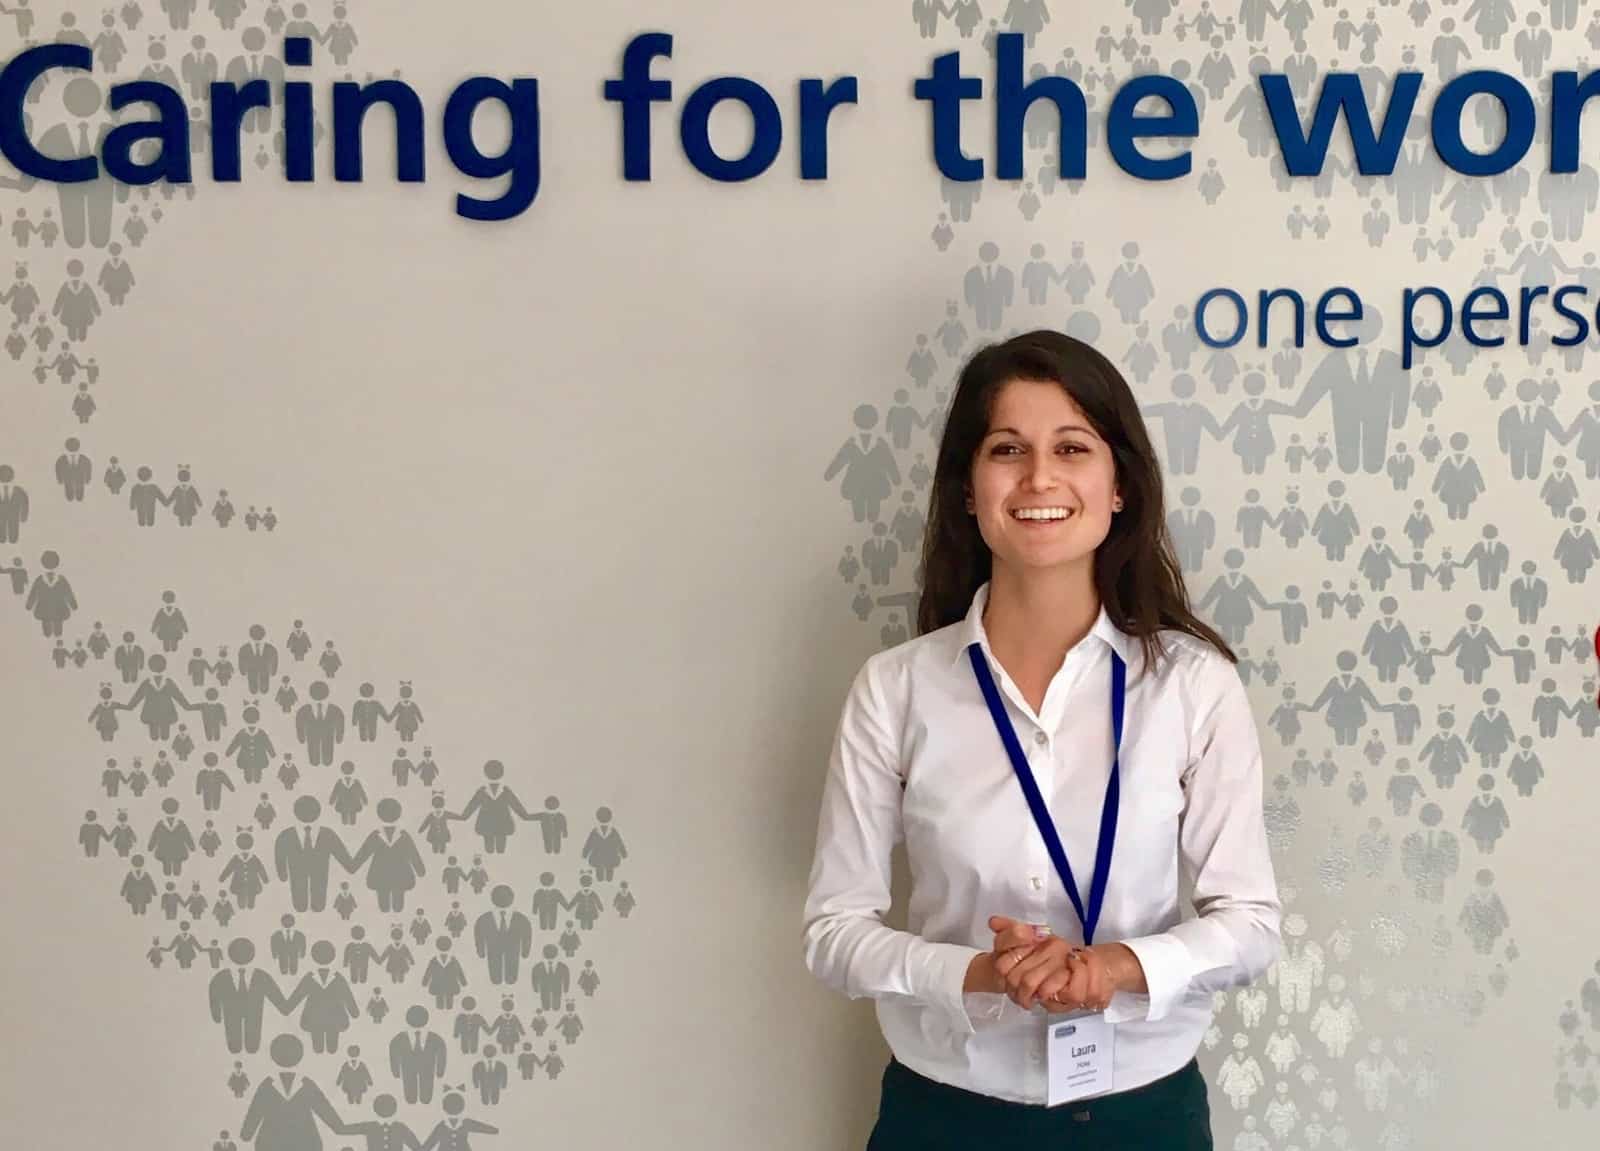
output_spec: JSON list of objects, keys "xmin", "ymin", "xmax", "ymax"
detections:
[{"xmin": 1011, "ymin": 508, "xmax": 1072, "ymax": 521}]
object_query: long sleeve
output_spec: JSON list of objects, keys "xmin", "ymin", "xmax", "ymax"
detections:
[
  {"xmin": 801, "ymin": 659, "xmax": 983, "ymax": 1036},
  {"xmin": 1118, "ymin": 656, "xmax": 1282, "ymax": 1023}
]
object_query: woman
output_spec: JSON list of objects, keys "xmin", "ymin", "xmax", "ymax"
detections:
[{"xmin": 803, "ymin": 331, "xmax": 1281, "ymax": 1148}]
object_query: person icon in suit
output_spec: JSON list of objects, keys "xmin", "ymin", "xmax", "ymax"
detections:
[
  {"xmin": 274, "ymin": 796, "xmax": 354, "ymax": 912},
  {"xmin": 208, "ymin": 939, "xmax": 292, "ymax": 1055},
  {"xmin": 389, "ymin": 1006, "xmax": 447, "ymax": 1105},
  {"xmin": 473, "ymin": 885, "xmax": 532, "ymax": 985}
]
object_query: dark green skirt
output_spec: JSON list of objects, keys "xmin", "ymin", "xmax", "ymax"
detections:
[{"xmin": 866, "ymin": 1056, "xmax": 1213, "ymax": 1150}]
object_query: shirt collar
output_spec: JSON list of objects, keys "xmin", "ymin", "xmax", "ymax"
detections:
[{"xmin": 950, "ymin": 581, "xmax": 1130, "ymax": 667}]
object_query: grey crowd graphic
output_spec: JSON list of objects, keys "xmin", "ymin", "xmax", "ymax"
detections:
[
  {"xmin": 1, "ymin": 5, "xmax": 641, "ymax": 1150},
  {"xmin": 833, "ymin": 2, "xmax": 1600, "ymax": 1147}
]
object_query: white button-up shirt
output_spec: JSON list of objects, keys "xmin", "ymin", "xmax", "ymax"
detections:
[{"xmin": 802, "ymin": 581, "xmax": 1282, "ymax": 1103}]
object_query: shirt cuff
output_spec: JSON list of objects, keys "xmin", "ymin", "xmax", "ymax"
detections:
[
  {"xmin": 928, "ymin": 942, "xmax": 986, "ymax": 1036},
  {"xmin": 1115, "ymin": 934, "xmax": 1195, "ymax": 1023}
]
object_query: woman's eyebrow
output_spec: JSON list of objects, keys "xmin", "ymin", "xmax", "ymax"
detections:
[{"xmin": 986, "ymin": 424, "xmax": 1096, "ymax": 437}]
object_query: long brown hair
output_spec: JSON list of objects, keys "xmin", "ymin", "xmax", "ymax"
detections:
[{"xmin": 914, "ymin": 329, "xmax": 1235, "ymax": 675}]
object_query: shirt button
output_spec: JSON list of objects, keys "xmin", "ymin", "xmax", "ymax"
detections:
[
  {"xmin": 1034, "ymin": 731, "xmax": 1048, "ymax": 746},
  {"xmin": 1029, "ymin": 875, "xmax": 1043, "ymax": 891}
]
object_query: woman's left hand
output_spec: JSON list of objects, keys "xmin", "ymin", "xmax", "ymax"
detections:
[{"xmin": 992, "ymin": 938, "xmax": 1136, "ymax": 1013}]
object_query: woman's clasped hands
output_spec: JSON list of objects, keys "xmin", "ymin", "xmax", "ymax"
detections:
[{"xmin": 981, "ymin": 915, "xmax": 1136, "ymax": 1015}]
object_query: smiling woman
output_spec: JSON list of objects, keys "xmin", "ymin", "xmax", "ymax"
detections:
[
  {"xmin": 0, "ymin": 38, "xmax": 541, "ymax": 220},
  {"xmin": 803, "ymin": 330, "xmax": 1281, "ymax": 1148}
]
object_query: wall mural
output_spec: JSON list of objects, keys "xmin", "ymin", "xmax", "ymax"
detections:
[
  {"xmin": 829, "ymin": 3, "xmax": 1599, "ymax": 1146},
  {"xmin": 2, "ymin": 4, "xmax": 636, "ymax": 1148}
]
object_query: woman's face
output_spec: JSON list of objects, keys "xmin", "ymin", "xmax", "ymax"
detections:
[{"xmin": 968, "ymin": 378, "xmax": 1119, "ymax": 580}]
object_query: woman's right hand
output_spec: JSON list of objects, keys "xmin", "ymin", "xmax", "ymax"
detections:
[{"xmin": 964, "ymin": 916, "xmax": 1052, "ymax": 995}]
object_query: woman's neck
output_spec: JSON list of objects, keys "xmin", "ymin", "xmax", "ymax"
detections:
[{"xmin": 983, "ymin": 562, "xmax": 1099, "ymax": 681}]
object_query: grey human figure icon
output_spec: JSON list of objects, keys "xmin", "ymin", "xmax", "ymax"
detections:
[
  {"xmin": 1462, "ymin": 772, "xmax": 1511, "ymax": 855},
  {"xmin": 1219, "ymin": 369, "xmax": 1297, "ymax": 475},
  {"xmin": 529, "ymin": 872, "xmax": 570, "ymax": 932},
  {"xmin": 342, "ymin": 1093, "xmax": 423, "ymax": 1151},
  {"xmin": 1105, "ymin": 240, "xmax": 1155, "ymax": 324},
  {"xmin": 1305, "ymin": 481, "xmax": 1363, "ymax": 564},
  {"xmin": 1460, "ymin": 525, "xmax": 1511, "ymax": 592},
  {"xmin": 88, "ymin": 684, "xmax": 122, "ymax": 741},
  {"xmin": 223, "ymin": 26, "xmax": 286, "ymax": 135},
  {"xmin": 239, "ymin": 623, "xmax": 279, "ymax": 693},
  {"xmin": 227, "ymin": 706, "xmax": 277, "ymax": 783},
  {"xmin": 423, "ymin": 937, "xmax": 468, "ymax": 1009},
  {"xmin": 208, "ymin": 938, "xmax": 292, "ymax": 1054},
  {"xmin": 420, "ymin": 793, "xmax": 453, "ymax": 854},
  {"xmin": 1442, "ymin": 604, "xmax": 1504, "ymax": 685},
  {"xmin": 1497, "ymin": 377, "xmax": 1570, "ymax": 480},
  {"xmin": 381, "ymin": 925, "xmax": 415, "ymax": 983},
  {"xmin": 1196, "ymin": 549, "xmax": 1275, "ymax": 645},
  {"xmin": 0, "ymin": 464, "xmax": 28, "ymax": 543},
  {"xmin": 1533, "ymin": 677, "xmax": 1572, "ymax": 738},
  {"xmin": 352, "ymin": 682, "xmax": 389, "ymax": 742},
  {"xmin": 146, "ymin": 590, "xmax": 189, "ymax": 653},
  {"xmin": 148, "ymin": 796, "xmax": 196, "ymax": 876},
  {"xmin": 1234, "ymin": 489, "xmax": 1274, "ymax": 551},
  {"xmin": 474, "ymin": 885, "xmax": 533, "ymax": 986},
  {"xmin": 490, "ymin": 997, "xmax": 525, "ymax": 1051},
  {"xmin": 272, "ymin": 913, "xmax": 309, "ymax": 976},
  {"xmin": 330, "ymin": 760, "xmax": 369, "ymax": 825},
  {"xmin": 449, "ymin": 761, "xmax": 532, "ymax": 855},
  {"xmin": 1460, "ymin": 867, "xmax": 1511, "ymax": 955},
  {"xmin": 188, "ymin": 645, "xmax": 213, "ymax": 688},
  {"xmin": 454, "ymin": 995, "xmax": 488, "ymax": 1054},
  {"xmin": 79, "ymin": 809, "xmax": 108, "ymax": 858},
  {"xmin": 1420, "ymin": 707, "xmax": 1471, "ymax": 789},
  {"xmin": 580, "ymin": 807, "xmax": 627, "ymax": 880},
  {"xmin": 388, "ymin": 681, "xmax": 424, "ymax": 742},
  {"xmin": 470, "ymin": 1044, "xmax": 508, "ymax": 1106},
  {"xmin": 275, "ymin": 796, "xmax": 355, "ymax": 912},
  {"xmin": 51, "ymin": 258, "xmax": 100, "ymax": 341},
  {"xmin": 114, "ymin": 654, "xmax": 195, "ymax": 740},
  {"xmin": 421, "ymin": 1087, "xmax": 498, "ymax": 1150},
  {"xmin": 1293, "ymin": 311, "xmax": 1409, "ymax": 475},
  {"xmin": 295, "ymin": 681, "xmax": 346, "ymax": 766},
  {"xmin": 344, "ymin": 925, "xmax": 379, "ymax": 985},
  {"xmin": 823, "ymin": 404, "xmax": 900, "ymax": 523},
  {"xmin": 1360, "ymin": 597, "xmax": 1416, "ymax": 683},
  {"xmin": 530, "ymin": 944, "xmax": 570, "ymax": 1012},
  {"xmin": 336, "ymin": 1045, "xmax": 373, "ymax": 1106},
  {"xmin": 129, "ymin": 466, "xmax": 168, "ymax": 526},
  {"xmin": 287, "ymin": 619, "xmax": 312, "ymax": 661},
  {"xmin": 213, "ymin": 489, "xmax": 236, "ymax": 527},
  {"xmin": 107, "ymin": 809, "xmax": 137, "ymax": 857},
  {"xmin": 963, "ymin": 241, "xmax": 1014, "ymax": 332},
  {"xmin": 33, "ymin": 76, "xmax": 116, "ymax": 248},
  {"xmin": 121, "ymin": 853, "xmax": 158, "ymax": 914},
  {"xmin": 240, "ymin": 1033, "xmax": 350, "ymax": 1151},
  {"xmin": 1465, "ymin": 687, "xmax": 1515, "ymax": 769},
  {"xmin": 24, "ymin": 549, "xmax": 77, "ymax": 637},
  {"xmin": 1140, "ymin": 374, "xmax": 1223, "ymax": 476},
  {"xmin": 390, "ymin": 1006, "xmax": 448, "ymax": 1105},
  {"xmin": 1554, "ymin": 507, "xmax": 1600, "ymax": 583},
  {"xmin": 1298, "ymin": 651, "xmax": 1388, "ymax": 747},
  {"xmin": 352, "ymin": 798, "xmax": 425, "ymax": 912},
  {"xmin": 287, "ymin": 940, "xmax": 361, "ymax": 1054},
  {"xmin": 0, "ymin": 552, "xmax": 26, "ymax": 598}
]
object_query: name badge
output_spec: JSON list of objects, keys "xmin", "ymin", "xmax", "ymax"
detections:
[{"xmin": 1046, "ymin": 1012, "xmax": 1115, "ymax": 1107}]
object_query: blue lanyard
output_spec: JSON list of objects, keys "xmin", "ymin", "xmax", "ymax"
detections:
[{"xmin": 967, "ymin": 642, "xmax": 1125, "ymax": 947}]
